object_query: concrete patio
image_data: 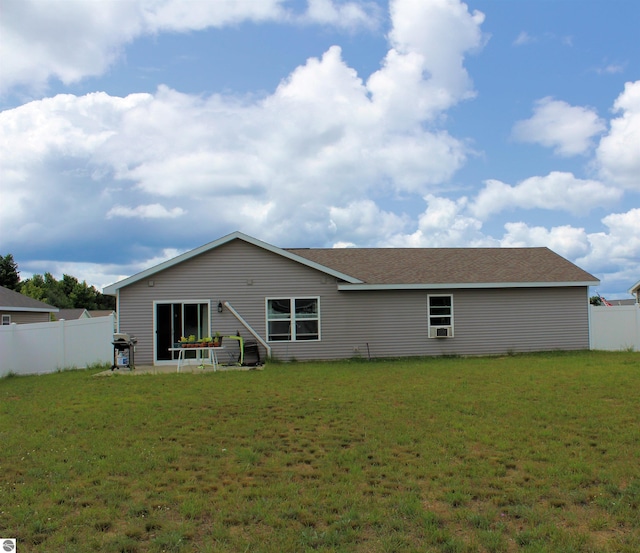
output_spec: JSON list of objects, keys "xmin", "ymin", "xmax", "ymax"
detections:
[{"xmin": 94, "ymin": 363, "xmax": 263, "ymax": 377}]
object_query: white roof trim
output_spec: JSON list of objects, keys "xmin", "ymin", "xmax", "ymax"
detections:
[
  {"xmin": 0, "ymin": 306, "xmax": 59, "ymax": 313},
  {"xmin": 629, "ymin": 279, "xmax": 640, "ymax": 294},
  {"xmin": 338, "ymin": 281, "xmax": 600, "ymax": 291},
  {"xmin": 103, "ymin": 231, "xmax": 362, "ymax": 294}
]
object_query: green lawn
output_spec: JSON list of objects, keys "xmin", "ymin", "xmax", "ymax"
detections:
[{"xmin": 1, "ymin": 351, "xmax": 639, "ymax": 552}]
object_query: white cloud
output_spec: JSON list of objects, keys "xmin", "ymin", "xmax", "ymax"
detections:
[
  {"xmin": 512, "ymin": 31, "xmax": 572, "ymax": 49},
  {"xmin": 0, "ymin": 0, "xmax": 482, "ymax": 249},
  {"xmin": 106, "ymin": 204, "xmax": 186, "ymax": 219},
  {"xmin": 512, "ymin": 97, "xmax": 606, "ymax": 156},
  {"xmin": 367, "ymin": 0, "xmax": 485, "ymax": 122},
  {"xmin": 302, "ymin": 0, "xmax": 381, "ymax": 30},
  {"xmin": 513, "ymin": 31, "xmax": 535, "ymax": 46},
  {"xmin": 470, "ymin": 172, "xmax": 622, "ymax": 219},
  {"xmin": 578, "ymin": 208, "xmax": 640, "ymax": 272},
  {"xmin": 593, "ymin": 63, "xmax": 625, "ymax": 75},
  {"xmin": 596, "ymin": 80, "xmax": 640, "ymax": 191},
  {"xmin": 329, "ymin": 200, "xmax": 409, "ymax": 243},
  {"xmin": 1, "ymin": 1, "xmax": 143, "ymax": 95},
  {"xmin": 0, "ymin": 0, "xmax": 379, "ymax": 96},
  {"xmin": 142, "ymin": 0, "xmax": 287, "ymax": 31},
  {"xmin": 384, "ymin": 194, "xmax": 491, "ymax": 247},
  {"xmin": 500, "ymin": 222, "xmax": 590, "ymax": 260}
]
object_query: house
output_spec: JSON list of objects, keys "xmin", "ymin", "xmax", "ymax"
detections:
[
  {"xmin": 630, "ymin": 280, "xmax": 640, "ymax": 304},
  {"xmin": 55, "ymin": 308, "xmax": 91, "ymax": 321},
  {"xmin": 608, "ymin": 299, "xmax": 636, "ymax": 306},
  {"xmin": 0, "ymin": 285, "xmax": 59, "ymax": 325},
  {"xmin": 103, "ymin": 231, "xmax": 600, "ymax": 365}
]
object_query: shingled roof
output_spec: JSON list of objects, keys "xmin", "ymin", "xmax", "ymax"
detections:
[
  {"xmin": 287, "ymin": 247, "xmax": 599, "ymax": 288},
  {"xmin": 0, "ymin": 285, "xmax": 59, "ymax": 312}
]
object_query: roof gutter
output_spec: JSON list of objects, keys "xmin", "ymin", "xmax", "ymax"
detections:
[{"xmin": 337, "ymin": 281, "xmax": 600, "ymax": 291}]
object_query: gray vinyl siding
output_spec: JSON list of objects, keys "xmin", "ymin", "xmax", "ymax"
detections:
[
  {"xmin": 117, "ymin": 239, "xmax": 341, "ymax": 364},
  {"xmin": 314, "ymin": 286, "xmax": 590, "ymax": 359},
  {"xmin": 117, "ymin": 239, "xmax": 591, "ymax": 364}
]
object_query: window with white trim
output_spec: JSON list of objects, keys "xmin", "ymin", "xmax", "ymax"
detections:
[
  {"xmin": 427, "ymin": 295, "xmax": 454, "ymax": 338},
  {"xmin": 267, "ymin": 297, "xmax": 320, "ymax": 341},
  {"xmin": 2, "ymin": 314, "xmax": 10, "ymax": 325}
]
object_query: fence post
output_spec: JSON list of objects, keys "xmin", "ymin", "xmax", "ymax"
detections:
[
  {"xmin": 58, "ymin": 319, "xmax": 66, "ymax": 369},
  {"xmin": 10, "ymin": 322, "xmax": 18, "ymax": 373}
]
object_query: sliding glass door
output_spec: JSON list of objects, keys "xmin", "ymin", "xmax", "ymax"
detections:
[{"xmin": 155, "ymin": 301, "xmax": 209, "ymax": 362}]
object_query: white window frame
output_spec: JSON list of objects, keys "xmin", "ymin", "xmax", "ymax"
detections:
[
  {"xmin": 427, "ymin": 294, "xmax": 454, "ymax": 338},
  {"xmin": 1, "ymin": 314, "xmax": 10, "ymax": 325},
  {"xmin": 266, "ymin": 297, "xmax": 320, "ymax": 342}
]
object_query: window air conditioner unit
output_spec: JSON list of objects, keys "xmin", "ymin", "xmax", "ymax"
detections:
[{"xmin": 430, "ymin": 326, "xmax": 453, "ymax": 338}]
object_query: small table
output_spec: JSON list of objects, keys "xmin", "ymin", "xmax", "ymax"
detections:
[{"xmin": 169, "ymin": 346, "xmax": 225, "ymax": 372}]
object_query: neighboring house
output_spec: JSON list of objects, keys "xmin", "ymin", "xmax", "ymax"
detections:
[
  {"xmin": 608, "ymin": 299, "xmax": 636, "ymax": 306},
  {"xmin": 103, "ymin": 231, "xmax": 600, "ymax": 365},
  {"xmin": 0, "ymin": 285, "xmax": 59, "ymax": 325},
  {"xmin": 89, "ymin": 310, "xmax": 117, "ymax": 319},
  {"xmin": 56, "ymin": 308, "xmax": 91, "ymax": 320}
]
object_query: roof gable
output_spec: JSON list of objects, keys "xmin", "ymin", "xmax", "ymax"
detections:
[{"xmin": 103, "ymin": 231, "xmax": 362, "ymax": 294}]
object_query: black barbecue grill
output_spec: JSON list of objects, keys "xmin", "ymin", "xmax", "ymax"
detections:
[{"xmin": 111, "ymin": 333, "xmax": 137, "ymax": 371}]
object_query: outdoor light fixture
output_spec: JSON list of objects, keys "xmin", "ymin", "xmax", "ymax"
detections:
[{"xmin": 217, "ymin": 301, "xmax": 223, "ymax": 313}]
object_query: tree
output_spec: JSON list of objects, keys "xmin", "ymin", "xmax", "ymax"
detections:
[
  {"xmin": 1, "ymin": 254, "xmax": 115, "ymax": 310},
  {"xmin": 589, "ymin": 295, "xmax": 603, "ymax": 306},
  {"xmin": 20, "ymin": 272, "xmax": 115, "ymax": 310},
  {"xmin": 62, "ymin": 274, "xmax": 112, "ymax": 310},
  {"xmin": 0, "ymin": 254, "xmax": 20, "ymax": 290},
  {"xmin": 21, "ymin": 272, "xmax": 71, "ymax": 308}
]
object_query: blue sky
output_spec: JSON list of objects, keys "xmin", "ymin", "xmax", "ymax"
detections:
[{"xmin": 1, "ymin": 0, "xmax": 639, "ymax": 299}]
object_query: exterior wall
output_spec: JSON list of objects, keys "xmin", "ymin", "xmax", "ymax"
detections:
[
  {"xmin": 0, "ymin": 310, "xmax": 51, "ymax": 325},
  {"xmin": 117, "ymin": 239, "xmax": 592, "ymax": 364},
  {"xmin": 118, "ymin": 239, "xmax": 340, "ymax": 364},
  {"xmin": 328, "ymin": 286, "xmax": 590, "ymax": 359}
]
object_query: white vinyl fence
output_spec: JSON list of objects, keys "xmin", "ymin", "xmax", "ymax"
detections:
[
  {"xmin": 0, "ymin": 315, "xmax": 114, "ymax": 377},
  {"xmin": 590, "ymin": 305, "xmax": 640, "ymax": 351}
]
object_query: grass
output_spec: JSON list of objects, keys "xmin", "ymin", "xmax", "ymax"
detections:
[{"xmin": 1, "ymin": 350, "xmax": 639, "ymax": 552}]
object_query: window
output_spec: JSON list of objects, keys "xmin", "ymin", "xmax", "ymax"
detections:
[
  {"xmin": 1, "ymin": 314, "xmax": 10, "ymax": 325},
  {"xmin": 427, "ymin": 295, "xmax": 454, "ymax": 338},
  {"xmin": 267, "ymin": 297, "xmax": 320, "ymax": 341}
]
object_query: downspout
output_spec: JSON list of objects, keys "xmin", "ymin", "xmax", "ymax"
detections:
[
  {"xmin": 115, "ymin": 290, "xmax": 120, "ymax": 333},
  {"xmin": 223, "ymin": 301, "xmax": 272, "ymax": 359}
]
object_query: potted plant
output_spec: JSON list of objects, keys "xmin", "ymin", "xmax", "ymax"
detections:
[{"xmin": 213, "ymin": 332, "xmax": 222, "ymax": 347}]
